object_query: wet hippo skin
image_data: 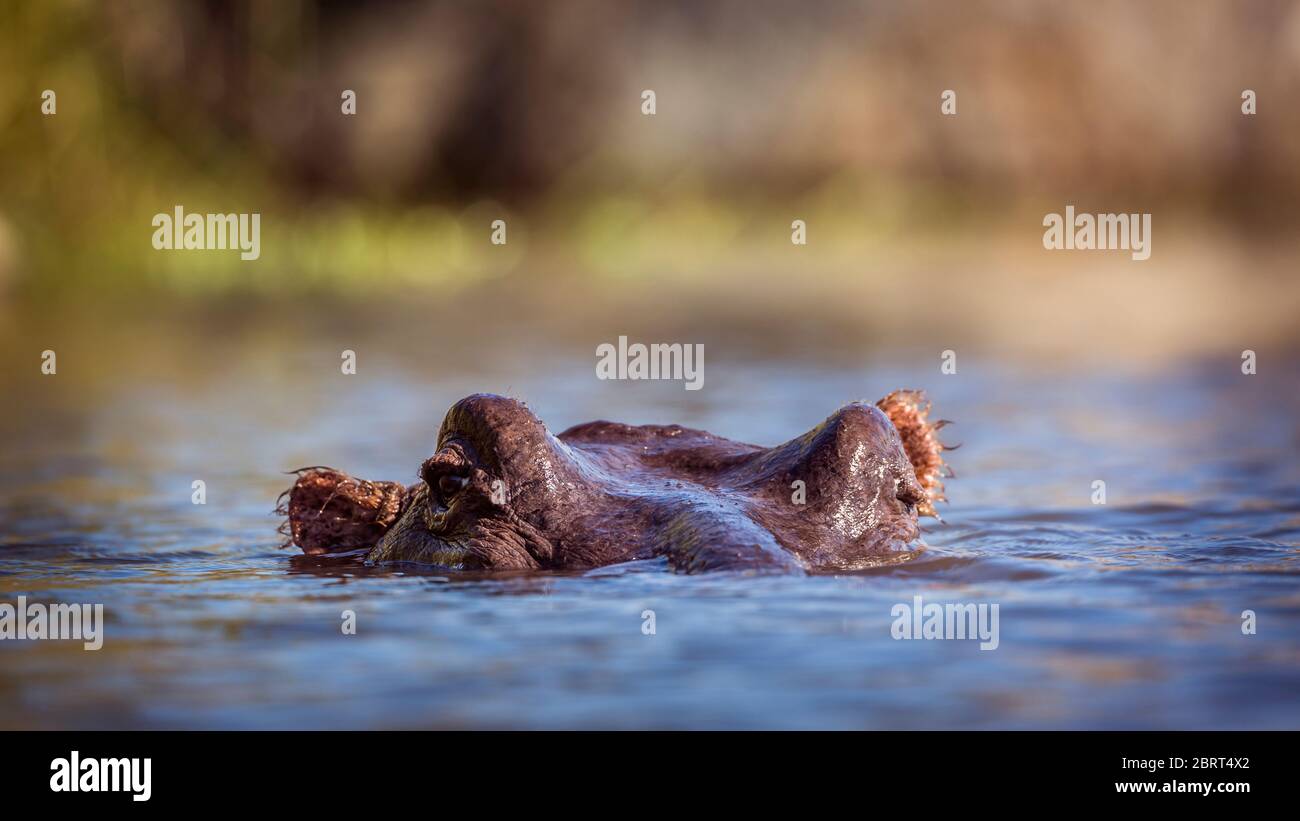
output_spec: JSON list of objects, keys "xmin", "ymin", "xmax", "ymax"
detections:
[{"xmin": 280, "ymin": 391, "xmax": 951, "ymax": 574}]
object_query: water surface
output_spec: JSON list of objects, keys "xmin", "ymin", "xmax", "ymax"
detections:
[{"xmin": 2, "ymin": 320, "xmax": 1298, "ymax": 729}]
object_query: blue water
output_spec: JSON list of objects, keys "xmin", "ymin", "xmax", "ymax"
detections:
[{"xmin": 2, "ymin": 325, "xmax": 1298, "ymax": 729}]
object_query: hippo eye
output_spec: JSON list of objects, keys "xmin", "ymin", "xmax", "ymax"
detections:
[
  {"xmin": 437, "ymin": 474, "xmax": 468, "ymax": 497},
  {"xmin": 896, "ymin": 476, "xmax": 924, "ymax": 509}
]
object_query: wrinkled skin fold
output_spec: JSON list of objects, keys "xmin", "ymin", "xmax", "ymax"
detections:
[{"xmin": 279, "ymin": 391, "xmax": 952, "ymax": 574}]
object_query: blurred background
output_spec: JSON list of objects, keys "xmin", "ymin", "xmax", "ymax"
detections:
[
  {"xmin": 2, "ymin": 0, "xmax": 1299, "ymax": 363},
  {"xmin": 1, "ymin": 1, "xmax": 1299, "ymax": 730}
]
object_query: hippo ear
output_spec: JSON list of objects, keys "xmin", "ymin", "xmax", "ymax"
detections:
[
  {"xmin": 876, "ymin": 390, "xmax": 952, "ymax": 518},
  {"xmin": 277, "ymin": 467, "xmax": 411, "ymax": 554}
]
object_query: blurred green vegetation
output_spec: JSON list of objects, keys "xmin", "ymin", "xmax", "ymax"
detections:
[{"xmin": 2, "ymin": 1, "xmax": 1298, "ymax": 304}]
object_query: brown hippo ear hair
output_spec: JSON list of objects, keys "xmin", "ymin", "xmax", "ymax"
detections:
[
  {"xmin": 275, "ymin": 467, "xmax": 409, "ymax": 553},
  {"xmin": 875, "ymin": 390, "xmax": 953, "ymax": 518}
]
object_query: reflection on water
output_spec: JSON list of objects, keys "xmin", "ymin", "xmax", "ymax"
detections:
[{"xmin": 1, "ymin": 316, "xmax": 1298, "ymax": 729}]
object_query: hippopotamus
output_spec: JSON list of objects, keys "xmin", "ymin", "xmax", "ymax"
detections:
[{"xmin": 278, "ymin": 391, "xmax": 951, "ymax": 574}]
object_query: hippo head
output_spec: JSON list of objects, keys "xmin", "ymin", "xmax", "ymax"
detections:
[{"xmin": 281, "ymin": 391, "xmax": 950, "ymax": 573}]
